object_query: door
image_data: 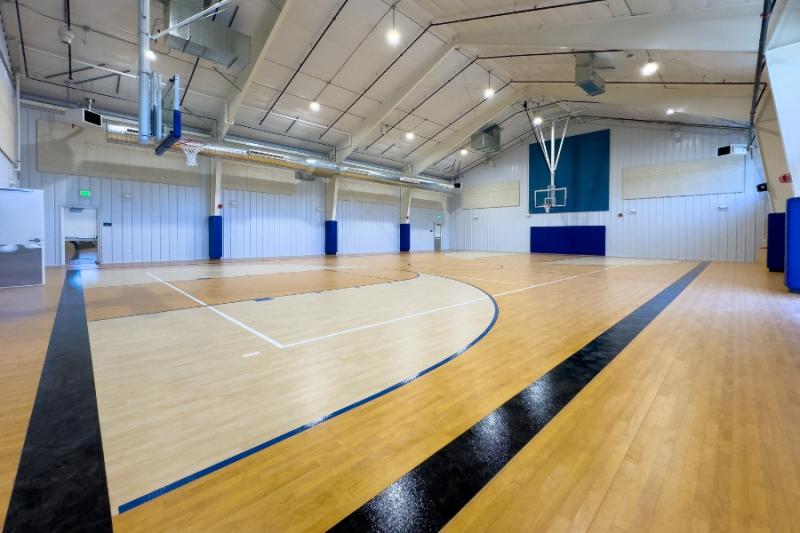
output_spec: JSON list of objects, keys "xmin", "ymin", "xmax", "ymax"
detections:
[
  {"xmin": 0, "ymin": 188, "xmax": 45, "ymax": 287},
  {"xmin": 61, "ymin": 207, "xmax": 99, "ymax": 267},
  {"xmin": 433, "ymin": 223, "xmax": 442, "ymax": 252}
]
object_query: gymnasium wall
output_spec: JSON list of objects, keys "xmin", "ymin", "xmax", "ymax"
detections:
[
  {"xmin": 18, "ymin": 107, "xmax": 211, "ymax": 266},
  {"xmin": 450, "ymin": 124, "xmax": 768, "ymax": 262},
  {"xmin": 0, "ymin": 19, "xmax": 15, "ymax": 188},
  {"xmin": 18, "ymin": 105, "xmax": 449, "ymax": 265},
  {"xmin": 222, "ymin": 181, "xmax": 325, "ymax": 259}
]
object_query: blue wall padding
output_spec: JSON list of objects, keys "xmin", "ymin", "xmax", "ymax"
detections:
[
  {"xmin": 786, "ymin": 198, "xmax": 800, "ymax": 292},
  {"xmin": 529, "ymin": 129, "xmax": 610, "ymax": 214},
  {"xmin": 400, "ymin": 223, "xmax": 410, "ymax": 252},
  {"xmin": 208, "ymin": 215, "xmax": 223, "ymax": 259},
  {"xmin": 767, "ymin": 213, "xmax": 786, "ymax": 272},
  {"xmin": 325, "ymin": 220, "xmax": 338, "ymax": 255},
  {"xmin": 530, "ymin": 225, "xmax": 606, "ymax": 256}
]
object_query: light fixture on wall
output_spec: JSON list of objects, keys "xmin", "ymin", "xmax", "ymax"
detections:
[
  {"xmin": 309, "ymin": 101, "xmax": 321, "ymax": 112},
  {"xmin": 666, "ymin": 108, "xmax": 675, "ymax": 115},
  {"xmin": 460, "ymin": 148, "xmax": 468, "ymax": 156},
  {"xmin": 386, "ymin": 6, "xmax": 401, "ymax": 46},
  {"xmin": 405, "ymin": 131, "xmax": 415, "ymax": 141},
  {"xmin": 641, "ymin": 61, "xmax": 659, "ymax": 76},
  {"xmin": 483, "ymin": 71, "xmax": 495, "ymax": 99}
]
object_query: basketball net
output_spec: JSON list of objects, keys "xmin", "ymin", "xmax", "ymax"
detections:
[{"xmin": 180, "ymin": 141, "xmax": 206, "ymax": 167}]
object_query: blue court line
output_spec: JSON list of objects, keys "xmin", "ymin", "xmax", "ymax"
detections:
[
  {"xmin": 254, "ymin": 296, "xmax": 273, "ymax": 302},
  {"xmin": 117, "ymin": 284, "xmax": 500, "ymax": 514}
]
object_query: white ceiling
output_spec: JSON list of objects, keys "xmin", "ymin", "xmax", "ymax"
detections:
[{"xmin": 0, "ymin": 0, "xmax": 761, "ymax": 176}]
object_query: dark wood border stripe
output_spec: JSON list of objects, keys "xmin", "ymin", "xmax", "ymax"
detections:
[
  {"xmin": 3, "ymin": 271, "xmax": 111, "ymax": 533},
  {"xmin": 330, "ymin": 261, "xmax": 711, "ymax": 532}
]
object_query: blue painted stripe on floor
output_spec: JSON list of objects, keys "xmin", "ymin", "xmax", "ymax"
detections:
[
  {"xmin": 254, "ymin": 297, "xmax": 273, "ymax": 302},
  {"xmin": 117, "ymin": 284, "xmax": 500, "ymax": 514}
]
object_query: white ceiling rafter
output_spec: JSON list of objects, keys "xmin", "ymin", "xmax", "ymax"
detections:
[
  {"xmin": 454, "ymin": 4, "xmax": 763, "ymax": 52},
  {"xmin": 410, "ymin": 88, "xmax": 520, "ymax": 176},
  {"xmin": 219, "ymin": 0, "xmax": 296, "ymax": 138},
  {"xmin": 335, "ymin": 40, "xmax": 455, "ymax": 162}
]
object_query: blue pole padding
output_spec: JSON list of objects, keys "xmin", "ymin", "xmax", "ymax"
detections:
[
  {"xmin": 208, "ymin": 215, "xmax": 223, "ymax": 259},
  {"xmin": 400, "ymin": 223, "xmax": 411, "ymax": 252},
  {"xmin": 786, "ymin": 197, "xmax": 800, "ymax": 292},
  {"xmin": 325, "ymin": 220, "xmax": 338, "ymax": 255},
  {"xmin": 767, "ymin": 213, "xmax": 785, "ymax": 272}
]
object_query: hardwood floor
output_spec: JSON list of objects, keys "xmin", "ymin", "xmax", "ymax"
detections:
[{"xmin": 1, "ymin": 253, "xmax": 797, "ymax": 532}]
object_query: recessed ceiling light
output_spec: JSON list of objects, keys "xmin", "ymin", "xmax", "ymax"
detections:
[
  {"xmin": 405, "ymin": 131, "xmax": 415, "ymax": 141},
  {"xmin": 146, "ymin": 50, "xmax": 157, "ymax": 61},
  {"xmin": 460, "ymin": 148, "xmax": 468, "ymax": 156},
  {"xmin": 641, "ymin": 61, "xmax": 659, "ymax": 76},
  {"xmin": 666, "ymin": 108, "xmax": 675, "ymax": 115},
  {"xmin": 533, "ymin": 116, "xmax": 543, "ymax": 126},
  {"xmin": 309, "ymin": 101, "xmax": 321, "ymax": 112}
]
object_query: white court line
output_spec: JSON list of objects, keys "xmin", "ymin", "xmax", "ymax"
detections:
[
  {"xmin": 280, "ymin": 296, "xmax": 490, "ymax": 348},
  {"xmin": 147, "ymin": 265, "xmax": 628, "ymax": 350},
  {"xmin": 146, "ymin": 272, "xmax": 286, "ymax": 349},
  {"xmin": 492, "ymin": 264, "xmax": 630, "ymax": 297},
  {"xmin": 242, "ymin": 351, "xmax": 261, "ymax": 358},
  {"xmin": 452, "ymin": 275, "xmax": 529, "ymax": 286}
]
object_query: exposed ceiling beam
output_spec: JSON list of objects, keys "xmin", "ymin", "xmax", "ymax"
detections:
[
  {"xmin": 409, "ymin": 89, "xmax": 519, "ymax": 175},
  {"xmin": 455, "ymin": 4, "xmax": 762, "ymax": 52},
  {"xmin": 218, "ymin": 0, "xmax": 296, "ymax": 138},
  {"xmin": 335, "ymin": 41, "xmax": 455, "ymax": 162},
  {"xmin": 520, "ymin": 83, "xmax": 753, "ymax": 122}
]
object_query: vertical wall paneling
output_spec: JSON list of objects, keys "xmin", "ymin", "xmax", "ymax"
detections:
[
  {"xmin": 18, "ymin": 106, "xmax": 210, "ymax": 265},
  {"xmin": 450, "ymin": 124, "xmax": 767, "ymax": 262}
]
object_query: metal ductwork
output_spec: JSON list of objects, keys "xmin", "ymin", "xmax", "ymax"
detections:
[
  {"xmin": 105, "ymin": 125, "xmax": 454, "ymax": 193},
  {"xmin": 164, "ymin": 0, "xmax": 251, "ymax": 70},
  {"xmin": 575, "ymin": 53, "xmax": 605, "ymax": 97},
  {"xmin": 470, "ymin": 124, "xmax": 501, "ymax": 153}
]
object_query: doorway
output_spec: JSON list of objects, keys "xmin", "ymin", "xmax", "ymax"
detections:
[
  {"xmin": 433, "ymin": 223, "xmax": 442, "ymax": 252},
  {"xmin": 61, "ymin": 207, "xmax": 99, "ymax": 268}
]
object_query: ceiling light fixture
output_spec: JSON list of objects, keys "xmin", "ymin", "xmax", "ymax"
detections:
[
  {"xmin": 386, "ymin": 6, "xmax": 401, "ymax": 46},
  {"xmin": 532, "ymin": 116, "xmax": 543, "ymax": 126},
  {"xmin": 146, "ymin": 50, "xmax": 157, "ymax": 61},
  {"xmin": 483, "ymin": 70, "xmax": 494, "ymax": 98},
  {"xmin": 666, "ymin": 108, "xmax": 675, "ymax": 115},
  {"xmin": 460, "ymin": 148, "xmax": 468, "ymax": 156},
  {"xmin": 405, "ymin": 131, "xmax": 415, "ymax": 141},
  {"xmin": 309, "ymin": 101, "xmax": 321, "ymax": 112},
  {"xmin": 641, "ymin": 61, "xmax": 659, "ymax": 76}
]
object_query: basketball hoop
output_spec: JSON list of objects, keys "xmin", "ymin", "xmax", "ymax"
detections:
[{"xmin": 179, "ymin": 141, "xmax": 206, "ymax": 167}]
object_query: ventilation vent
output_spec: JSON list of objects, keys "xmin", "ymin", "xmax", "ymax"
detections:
[
  {"xmin": 575, "ymin": 53, "xmax": 605, "ymax": 97},
  {"xmin": 164, "ymin": 0, "xmax": 251, "ymax": 70},
  {"xmin": 470, "ymin": 125, "xmax": 501, "ymax": 153}
]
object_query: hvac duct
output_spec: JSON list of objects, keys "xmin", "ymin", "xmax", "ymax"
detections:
[
  {"xmin": 575, "ymin": 53, "xmax": 605, "ymax": 97},
  {"xmin": 164, "ymin": 0, "xmax": 251, "ymax": 70},
  {"xmin": 105, "ymin": 126, "xmax": 454, "ymax": 193}
]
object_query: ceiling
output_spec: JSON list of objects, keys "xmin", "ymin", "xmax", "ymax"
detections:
[{"xmin": 0, "ymin": 0, "xmax": 764, "ymax": 177}]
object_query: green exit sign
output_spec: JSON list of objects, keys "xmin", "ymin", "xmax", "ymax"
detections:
[{"xmin": 79, "ymin": 190, "xmax": 91, "ymax": 197}]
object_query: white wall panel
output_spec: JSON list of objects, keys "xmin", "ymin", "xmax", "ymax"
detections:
[
  {"xmin": 410, "ymin": 206, "xmax": 447, "ymax": 251},
  {"xmin": 222, "ymin": 178, "xmax": 325, "ymax": 259},
  {"xmin": 18, "ymin": 106, "xmax": 210, "ymax": 265},
  {"xmin": 338, "ymin": 199, "xmax": 398, "ymax": 255},
  {"xmin": 450, "ymin": 124, "xmax": 768, "ymax": 262}
]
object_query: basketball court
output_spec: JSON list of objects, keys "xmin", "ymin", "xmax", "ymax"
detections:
[{"xmin": 1, "ymin": 1, "xmax": 800, "ymax": 532}]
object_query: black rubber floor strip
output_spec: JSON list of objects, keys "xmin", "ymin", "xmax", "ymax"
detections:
[
  {"xmin": 330, "ymin": 261, "xmax": 710, "ymax": 532},
  {"xmin": 3, "ymin": 271, "xmax": 111, "ymax": 533}
]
